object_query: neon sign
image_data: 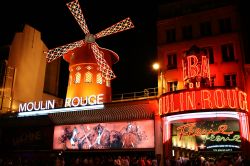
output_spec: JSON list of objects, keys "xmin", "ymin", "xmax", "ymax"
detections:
[
  {"xmin": 64, "ymin": 94, "xmax": 104, "ymax": 107},
  {"xmin": 204, "ymin": 134, "xmax": 241, "ymax": 143},
  {"xmin": 18, "ymin": 94, "xmax": 104, "ymax": 112},
  {"xmin": 182, "ymin": 45, "xmax": 210, "ymax": 89},
  {"xmin": 159, "ymin": 88, "xmax": 248, "ymax": 115},
  {"xmin": 207, "ymin": 145, "xmax": 240, "ymax": 149},
  {"xmin": 177, "ymin": 123, "xmax": 233, "ymax": 140},
  {"xmin": 19, "ymin": 100, "xmax": 55, "ymax": 112}
]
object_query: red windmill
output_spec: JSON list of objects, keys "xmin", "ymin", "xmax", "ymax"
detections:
[{"xmin": 45, "ymin": 0, "xmax": 134, "ymax": 103}]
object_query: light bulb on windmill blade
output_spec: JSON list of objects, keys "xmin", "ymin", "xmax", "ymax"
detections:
[{"xmin": 44, "ymin": 0, "xmax": 135, "ymax": 103}]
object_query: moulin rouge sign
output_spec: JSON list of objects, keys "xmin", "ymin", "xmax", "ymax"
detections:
[
  {"xmin": 159, "ymin": 45, "xmax": 248, "ymax": 115},
  {"xmin": 159, "ymin": 88, "xmax": 248, "ymax": 115},
  {"xmin": 18, "ymin": 94, "xmax": 104, "ymax": 112}
]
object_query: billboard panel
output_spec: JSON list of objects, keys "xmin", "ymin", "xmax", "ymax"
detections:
[
  {"xmin": 53, "ymin": 120, "xmax": 155, "ymax": 150},
  {"xmin": 171, "ymin": 120, "xmax": 241, "ymax": 152}
]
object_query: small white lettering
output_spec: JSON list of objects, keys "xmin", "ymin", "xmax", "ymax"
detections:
[
  {"xmin": 18, "ymin": 100, "xmax": 55, "ymax": 112},
  {"xmin": 18, "ymin": 94, "xmax": 103, "ymax": 113},
  {"xmin": 64, "ymin": 94, "xmax": 104, "ymax": 107}
]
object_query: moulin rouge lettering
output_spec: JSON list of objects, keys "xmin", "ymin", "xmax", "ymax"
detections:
[
  {"xmin": 19, "ymin": 100, "xmax": 55, "ymax": 112},
  {"xmin": 159, "ymin": 88, "xmax": 248, "ymax": 115},
  {"xmin": 177, "ymin": 123, "xmax": 233, "ymax": 140},
  {"xmin": 18, "ymin": 94, "xmax": 104, "ymax": 112},
  {"xmin": 64, "ymin": 94, "xmax": 104, "ymax": 107}
]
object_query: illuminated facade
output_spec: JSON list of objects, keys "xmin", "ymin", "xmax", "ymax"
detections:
[
  {"xmin": 157, "ymin": 1, "xmax": 250, "ymax": 160},
  {"xmin": 0, "ymin": 24, "xmax": 62, "ymax": 113},
  {"xmin": 1, "ymin": 0, "xmax": 250, "ymax": 165},
  {"xmin": 0, "ymin": 1, "xmax": 158, "ymax": 164}
]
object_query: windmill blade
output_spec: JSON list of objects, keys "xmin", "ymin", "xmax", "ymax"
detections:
[
  {"xmin": 91, "ymin": 43, "xmax": 116, "ymax": 80},
  {"xmin": 94, "ymin": 17, "xmax": 135, "ymax": 39},
  {"xmin": 66, "ymin": 0, "xmax": 90, "ymax": 35},
  {"xmin": 45, "ymin": 40, "xmax": 85, "ymax": 63}
]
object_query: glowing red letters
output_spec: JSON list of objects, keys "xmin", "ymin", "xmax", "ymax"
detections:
[
  {"xmin": 182, "ymin": 55, "xmax": 210, "ymax": 88},
  {"xmin": 159, "ymin": 88, "xmax": 248, "ymax": 115},
  {"xmin": 177, "ymin": 123, "xmax": 233, "ymax": 140}
]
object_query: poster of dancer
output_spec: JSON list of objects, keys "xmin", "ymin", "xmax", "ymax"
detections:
[{"xmin": 53, "ymin": 120, "xmax": 155, "ymax": 150}]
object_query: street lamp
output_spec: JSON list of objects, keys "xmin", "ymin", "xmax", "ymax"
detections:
[{"xmin": 152, "ymin": 62, "xmax": 164, "ymax": 95}]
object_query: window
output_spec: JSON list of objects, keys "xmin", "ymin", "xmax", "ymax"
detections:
[
  {"xmin": 167, "ymin": 53, "xmax": 177, "ymax": 70},
  {"xmin": 221, "ymin": 43, "xmax": 235, "ymax": 62},
  {"xmin": 166, "ymin": 28, "xmax": 176, "ymax": 43},
  {"xmin": 210, "ymin": 76, "xmax": 215, "ymax": 87},
  {"xmin": 84, "ymin": 71, "xmax": 93, "ymax": 83},
  {"xmin": 75, "ymin": 72, "xmax": 81, "ymax": 84},
  {"xmin": 224, "ymin": 74, "xmax": 236, "ymax": 87},
  {"xmin": 96, "ymin": 73, "xmax": 102, "ymax": 84},
  {"xmin": 202, "ymin": 47, "xmax": 214, "ymax": 64},
  {"xmin": 182, "ymin": 25, "xmax": 193, "ymax": 40},
  {"xmin": 200, "ymin": 21, "xmax": 212, "ymax": 36},
  {"xmin": 168, "ymin": 81, "xmax": 178, "ymax": 92},
  {"xmin": 219, "ymin": 18, "xmax": 232, "ymax": 33}
]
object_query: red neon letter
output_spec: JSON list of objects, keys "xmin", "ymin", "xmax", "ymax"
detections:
[
  {"xmin": 226, "ymin": 89, "xmax": 237, "ymax": 109},
  {"xmin": 201, "ymin": 56, "xmax": 210, "ymax": 78},
  {"xmin": 201, "ymin": 90, "xmax": 213, "ymax": 109},
  {"xmin": 186, "ymin": 91, "xmax": 196, "ymax": 110},
  {"xmin": 170, "ymin": 94, "xmax": 179, "ymax": 113},
  {"xmin": 187, "ymin": 55, "xmax": 199, "ymax": 78},
  {"xmin": 238, "ymin": 91, "xmax": 248, "ymax": 111},
  {"xmin": 196, "ymin": 82, "xmax": 201, "ymax": 88},
  {"xmin": 189, "ymin": 82, "xmax": 194, "ymax": 89},
  {"xmin": 163, "ymin": 95, "xmax": 170, "ymax": 114},
  {"xmin": 180, "ymin": 92, "xmax": 184, "ymax": 111},
  {"xmin": 214, "ymin": 89, "xmax": 225, "ymax": 108}
]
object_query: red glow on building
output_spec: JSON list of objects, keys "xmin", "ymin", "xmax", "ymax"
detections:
[
  {"xmin": 159, "ymin": 88, "xmax": 248, "ymax": 115},
  {"xmin": 182, "ymin": 45, "xmax": 210, "ymax": 89}
]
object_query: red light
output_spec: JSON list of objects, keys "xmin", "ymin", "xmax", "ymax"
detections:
[{"xmin": 159, "ymin": 88, "xmax": 248, "ymax": 115}]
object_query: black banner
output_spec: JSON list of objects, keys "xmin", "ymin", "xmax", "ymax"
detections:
[{"xmin": 2, "ymin": 126, "xmax": 53, "ymax": 150}]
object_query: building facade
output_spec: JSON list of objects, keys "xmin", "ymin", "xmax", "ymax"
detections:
[
  {"xmin": 1, "ymin": 1, "xmax": 250, "ymax": 165},
  {"xmin": 157, "ymin": 0, "xmax": 250, "ymax": 162}
]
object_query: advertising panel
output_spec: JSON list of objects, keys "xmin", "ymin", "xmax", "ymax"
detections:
[
  {"xmin": 53, "ymin": 120, "xmax": 155, "ymax": 150},
  {"xmin": 172, "ymin": 120, "xmax": 241, "ymax": 152}
]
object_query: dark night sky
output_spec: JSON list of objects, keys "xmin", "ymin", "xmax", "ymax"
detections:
[
  {"xmin": 2, "ymin": 0, "xmax": 248, "ymax": 98},
  {"xmin": 0, "ymin": 0, "xmax": 159, "ymax": 97}
]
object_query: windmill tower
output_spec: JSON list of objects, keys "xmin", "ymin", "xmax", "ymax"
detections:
[{"xmin": 45, "ymin": 0, "xmax": 134, "ymax": 103}]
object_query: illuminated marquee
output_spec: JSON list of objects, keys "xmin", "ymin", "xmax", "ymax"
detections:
[
  {"xmin": 159, "ymin": 88, "xmax": 248, "ymax": 115},
  {"xmin": 174, "ymin": 122, "xmax": 241, "ymax": 151},
  {"xmin": 177, "ymin": 123, "xmax": 233, "ymax": 140}
]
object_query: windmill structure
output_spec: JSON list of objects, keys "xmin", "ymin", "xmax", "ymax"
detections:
[{"xmin": 45, "ymin": 0, "xmax": 134, "ymax": 103}]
